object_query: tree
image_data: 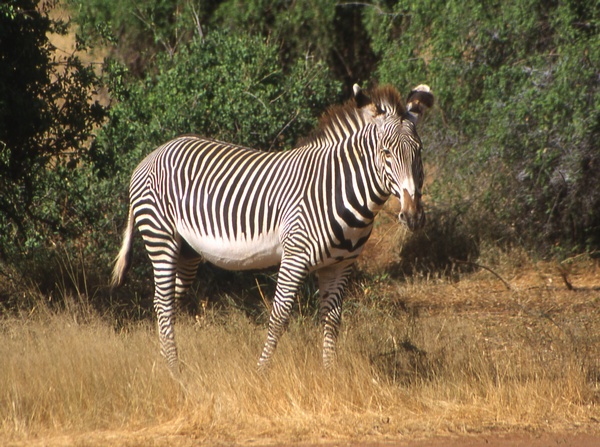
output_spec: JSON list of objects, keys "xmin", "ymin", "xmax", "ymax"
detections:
[
  {"xmin": 0, "ymin": 0, "xmax": 105, "ymax": 260},
  {"xmin": 370, "ymin": 0, "xmax": 600, "ymax": 254}
]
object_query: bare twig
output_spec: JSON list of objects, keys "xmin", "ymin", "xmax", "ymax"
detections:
[
  {"xmin": 189, "ymin": 2, "xmax": 204, "ymax": 41},
  {"xmin": 557, "ymin": 264, "xmax": 575, "ymax": 291},
  {"xmin": 255, "ymin": 278, "xmax": 271, "ymax": 312},
  {"xmin": 268, "ymin": 110, "xmax": 299, "ymax": 151},
  {"xmin": 450, "ymin": 258, "xmax": 513, "ymax": 291},
  {"xmin": 243, "ymin": 91, "xmax": 269, "ymax": 114},
  {"xmin": 336, "ymin": 2, "xmax": 403, "ymax": 17},
  {"xmin": 559, "ymin": 251, "xmax": 599, "ymax": 265}
]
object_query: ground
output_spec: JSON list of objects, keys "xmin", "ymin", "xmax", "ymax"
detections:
[
  {"xmin": 3, "ymin": 212, "xmax": 599, "ymax": 446},
  {"xmin": 6, "ymin": 430, "xmax": 600, "ymax": 446}
]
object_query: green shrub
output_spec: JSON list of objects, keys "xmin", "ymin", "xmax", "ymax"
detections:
[
  {"xmin": 1, "ymin": 4, "xmax": 339, "ymax": 311},
  {"xmin": 0, "ymin": 0, "xmax": 105, "ymax": 262},
  {"xmin": 70, "ymin": 0, "xmax": 378, "ymax": 87},
  {"xmin": 370, "ymin": 0, "xmax": 599, "ymax": 255},
  {"xmin": 77, "ymin": 31, "xmax": 340, "ymax": 308}
]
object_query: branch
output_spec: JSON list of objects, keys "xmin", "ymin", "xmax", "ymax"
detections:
[
  {"xmin": 269, "ymin": 110, "xmax": 299, "ymax": 151},
  {"xmin": 189, "ymin": 2, "xmax": 204, "ymax": 41},
  {"xmin": 336, "ymin": 2, "xmax": 403, "ymax": 17},
  {"xmin": 450, "ymin": 258, "xmax": 513, "ymax": 291},
  {"xmin": 243, "ymin": 90, "xmax": 269, "ymax": 114},
  {"xmin": 557, "ymin": 264, "xmax": 575, "ymax": 291}
]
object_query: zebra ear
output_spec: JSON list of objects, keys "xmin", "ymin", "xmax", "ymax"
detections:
[
  {"xmin": 354, "ymin": 84, "xmax": 384, "ymax": 119},
  {"xmin": 406, "ymin": 84, "xmax": 434, "ymax": 124},
  {"xmin": 353, "ymin": 84, "xmax": 371, "ymax": 108}
]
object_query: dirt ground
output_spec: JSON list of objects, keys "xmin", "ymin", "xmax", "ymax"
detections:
[
  {"xmin": 391, "ymin": 432, "xmax": 600, "ymax": 447},
  {"xmin": 7, "ymin": 430, "xmax": 600, "ymax": 447}
]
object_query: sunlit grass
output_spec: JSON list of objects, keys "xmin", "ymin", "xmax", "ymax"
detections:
[{"xmin": 1, "ymin": 260, "xmax": 599, "ymax": 445}]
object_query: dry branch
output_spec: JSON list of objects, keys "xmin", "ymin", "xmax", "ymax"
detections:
[{"xmin": 450, "ymin": 258, "xmax": 513, "ymax": 291}]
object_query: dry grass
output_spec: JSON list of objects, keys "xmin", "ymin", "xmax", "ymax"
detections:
[{"xmin": 1, "ymin": 256, "xmax": 600, "ymax": 446}]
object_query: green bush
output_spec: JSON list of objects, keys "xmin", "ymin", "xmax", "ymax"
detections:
[
  {"xmin": 0, "ymin": 0, "xmax": 105, "ymax": 263},
  {"xmin": 91, "ymin": 31, "xmax": 340, "ymax": 187},
  {"xmin": 69, "ymin": 0, "xmax": 213, "ymax": 74},
  {"xmin": 370, "ymin": 0, "xmax": 599, "ymax": 255},
  {"xmin": 70, "ymin": 0, "xmax": 378, "ymax": 87},
  {"xmin": 78, "ymin": 31, "xmax": 340, "ymax": 303}
]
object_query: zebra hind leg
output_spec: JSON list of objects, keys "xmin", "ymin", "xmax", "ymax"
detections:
[
  {"xmin": 169, "ymin": 253, "xmax": 202, "ymax": 373},
  {"xmin": 152, "ymin": 266, "xmax": 179, "ymax": 373},
  {"xmin": 175, "ymin": 242, "xmax": 202, "ymax": 313},
  {"xmin": 142, "ymin": 231, "xmax": 183, "ymax": 374},
  {"xmin": 317, "ymin": 265, "xmax": 353, "ymax": 369}
]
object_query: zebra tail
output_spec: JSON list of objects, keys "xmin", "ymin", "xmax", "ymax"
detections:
[{"xmin": 111, "ymin": 206, "xmax": 134, "ymax": 289}]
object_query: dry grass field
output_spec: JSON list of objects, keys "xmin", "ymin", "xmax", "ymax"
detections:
[{"xmin": 1, "ymin": 220, "xmax": 600, "ymax": 446}]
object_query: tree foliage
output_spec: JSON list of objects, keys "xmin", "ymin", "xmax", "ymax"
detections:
[
  {"xmin": 85, "ymin": 31, "xmax": 340, "ymax": 281},
  {"xmin": 370, "ymin": 0, "xmax": 599, "ymax": 254},
  {"xmin": 0, "ymin": 0, "xmax": 598, "ymax": 309},
  {"xmin": 93, "ymin": 32, "xmax": 339, "ymax": 171},
  {"xmin": 69, "ymin": 0, "xmax": 377, "ymax": 88},
  {"xmin": 0, "ymin": 0, "xmax": 105, "ymax": 260}
]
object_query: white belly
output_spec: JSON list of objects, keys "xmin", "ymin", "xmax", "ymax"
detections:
[{"xmin": 178, "ymin": 225, "xmax": 283, "ymax": 270}]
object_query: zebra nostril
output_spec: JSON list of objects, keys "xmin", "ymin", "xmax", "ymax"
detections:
[{"xmin": 399, "ymin": 210, "xmax": 425, "ymax": 231}]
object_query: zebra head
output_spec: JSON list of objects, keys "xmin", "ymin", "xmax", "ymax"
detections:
[{"xmin": 354, "ymin": 84, "xmax": 434, "ymax": 231}]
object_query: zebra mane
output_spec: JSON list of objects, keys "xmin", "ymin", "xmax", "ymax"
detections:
[
  {"xmin": 368, "ymin": 85, "xmax": 406, "ymax": 116},
  {"xmin": 298, "ymin": 85, "xmax": 407, "ymax": 148}
]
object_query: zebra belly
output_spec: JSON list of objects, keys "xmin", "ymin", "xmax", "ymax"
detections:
[{"xmin": 178, "ymin": 226, "xmax": 283, "ymax": 271}]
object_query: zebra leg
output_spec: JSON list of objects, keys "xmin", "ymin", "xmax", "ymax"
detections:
[
  {"xmin": 317, "ymin": 264, "xmax": 353, "ymax": 369},
  {"xmin": 175, "ymin": 243, "xmax": 202, "ymax": 304},
  {"xmin": 141, "ymin": 229, "xmax": 182, "ymax": 373},
  {"xmin": 257, "ymin": 256, "xmax": 309, "ymax": 371}
]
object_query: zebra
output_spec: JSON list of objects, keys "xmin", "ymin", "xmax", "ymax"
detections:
[{"xmin": 111, "ymin": 84, "xmax": 434, "ymax": 372}]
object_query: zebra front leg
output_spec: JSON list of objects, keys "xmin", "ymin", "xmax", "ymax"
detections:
[
  {"xmin": 317, "ymin": 264, "xmax": 353, "ymax": 369},
  {"xmin": 257, "ymin": 256, "xmax": 308, "ymax": 371}
]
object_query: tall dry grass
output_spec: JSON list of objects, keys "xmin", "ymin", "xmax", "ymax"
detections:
[{"xmin": 1, "ymin": 263, "xmax": 599, "ymax": 445}]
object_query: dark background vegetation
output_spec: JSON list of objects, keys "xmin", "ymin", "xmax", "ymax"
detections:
[{"xmin": 0, "ymin": 0, "xmax": 598, "ymax": 314}]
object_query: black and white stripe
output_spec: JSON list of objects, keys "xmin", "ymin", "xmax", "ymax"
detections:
[{"xmin": 112, "ymin": 84, "xmax": 434, "ymax": 371}]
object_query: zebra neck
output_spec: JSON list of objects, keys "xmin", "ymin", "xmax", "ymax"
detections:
[{"xmin": 328, "ymin": 132, "xmax": 391, "ymax": 222}]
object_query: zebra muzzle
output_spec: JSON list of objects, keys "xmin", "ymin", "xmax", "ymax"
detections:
[{"xmin": 399, "ymin": 188, "xmax": 425, "ymax": 231}]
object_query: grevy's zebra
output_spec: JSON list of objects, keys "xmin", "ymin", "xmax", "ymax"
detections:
[{"xmin": 112, "ymin": 84, "xmax": 434, "ymax": 372}]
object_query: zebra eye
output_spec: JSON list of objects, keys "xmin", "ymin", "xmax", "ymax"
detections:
[{"xmin": 381, "ymin": 149, "xmax": 392, "ymax": 156}]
